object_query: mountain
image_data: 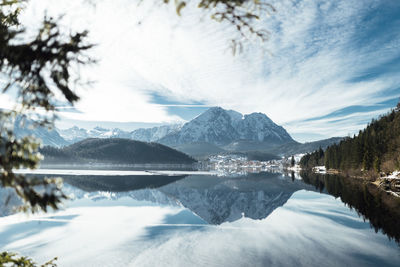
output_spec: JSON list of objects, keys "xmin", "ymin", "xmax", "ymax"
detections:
[
  {"xmin": 173, "ymin": 142, "xmax": 227, "ymax": 157},
  {"xmin": 40, "ymin": 138, "xmax": 196, "ymax": 165},
  {"xmin": 58, "ymin": 126, "xmax": 89, "ymax": 143},
  {"xmin": 159, "ymin": 107, "xmax": 238, "ymax": 146},
  {"xmin": 235, "ymin": 112, "xmax": 293, "ymax": 142},
  {"xmin": 58, "ymin": 126, "xmax": 131, "ymax": 143},
  {"xmin": 270, "ymin": 137, "xmax": 344, "ymax": 156},
  {"xmin": 130, "ymin": 124, "xmax": 182, "ymax": 142},
  {"xmin": 159, "ymin": 107, "xmax": 294, "ymax": 147},
  {"xmin": 58, "ymin": 124, "xmax": 182, "ymax": 144},
  {"xmin": 89, "ymin": 127, "xmax": 131, "ymax": 139},
  {"xmin": 11, "ymin": 107, "xmax": 341, "ymax": 158},
  {"xmin": 222, "ymin": 140, "xmax": 281, "ymax": 152},
  {"xmin": 13, "ymin": 116, "xmax": 69, "ymax": 147}
]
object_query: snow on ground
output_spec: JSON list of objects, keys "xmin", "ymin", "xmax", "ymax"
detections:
[{"xmin": 386, "ymin": 171, "xmax": 400, "ymax": 179}]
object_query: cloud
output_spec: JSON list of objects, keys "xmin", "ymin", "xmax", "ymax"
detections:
[{"xmin": 13, "ymin": 0, "xmax": 400, "ymax": 138}]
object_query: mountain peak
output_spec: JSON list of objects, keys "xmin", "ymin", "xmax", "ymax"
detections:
[
  {"xmin": 159, "ymin": 107, "xmax": 293, "ymax": 146},
  {"xmin": 93, "ymin": 126, "xmax": 108, "ymax": 132},
  {"xmin": 245, "ymin": 112, "xmax": 273, "ymax": 124},
  {"xmin": 207, "ymin": 106, "xmax": 224, "ymax": 111},
  {"xmin": 197, "ymin": 107, "xmax": 243, "ymax": 122}
]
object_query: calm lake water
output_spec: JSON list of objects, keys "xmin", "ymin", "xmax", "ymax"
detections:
[{"xmin": 0, "ymin": 171, "xmax": 399, "ymax": 266}]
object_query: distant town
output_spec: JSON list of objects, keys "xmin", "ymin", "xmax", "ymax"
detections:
[{"xmin": 202, "ymin": 154, "xmax": 303, "ymax": 176}]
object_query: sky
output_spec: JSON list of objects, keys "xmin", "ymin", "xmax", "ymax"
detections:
[{"xmin": 2, "ymin": 0, "xmax": 400, "ymax": 142}]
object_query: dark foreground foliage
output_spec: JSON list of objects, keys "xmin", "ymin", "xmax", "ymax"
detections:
[{"xmin": 0, "ymin": 251, "xmax": 57, "ymax": 267}]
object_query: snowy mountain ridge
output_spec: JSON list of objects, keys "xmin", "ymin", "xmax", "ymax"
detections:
[
  {"xmin": 14, "ymin": 107, "xmax": 294, "ymax": 150},
  {"xmin": 58, "ymin": 107, "xmax": 293, "ymax": 147},
  {"xmin": 159, "ymin": 107, "xmax": 294, "ymax": 146},
  {"xmin": 12, "ymin": 116, "xmax": 69, "ymax": 147}
]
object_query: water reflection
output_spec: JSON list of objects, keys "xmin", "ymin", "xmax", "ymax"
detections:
[
  {"xmin": 157, "ymin": 172, "xmax": 316, "ymax": 224},
  {"xmin": 300, "ymin": 171, "xmax": 400, "ymax": 244},
  {"xmin": 56, "ymin": 172, "xmax": 316, "ymax": 224},
  {"xmin": 1, "ymin": 171, "xmax": 400, "ymax": 266},
  {"xmin": 61, "ymin": 174, "xmax": 187, "ymax": 192}
]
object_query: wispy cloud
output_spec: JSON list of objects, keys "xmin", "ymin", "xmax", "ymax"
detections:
[{"xmin": 10, "ymin": 0, "xmax": 400, "ymax": 140}]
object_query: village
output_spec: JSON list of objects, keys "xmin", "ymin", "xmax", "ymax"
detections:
[{"xmin": 202, "ymin": 154, "xmax": 303, "ymax": 176}]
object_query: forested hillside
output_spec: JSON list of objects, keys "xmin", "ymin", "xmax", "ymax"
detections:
[
  {"xmin": 300, "ymin": 106, "xmax": 400, "ymax": 175},
  {"xmin": 40, "ymin": 138, "xmax": 196, "ymax": 165}
]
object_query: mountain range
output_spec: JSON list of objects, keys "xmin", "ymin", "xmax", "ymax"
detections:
[
  {"xmin": 14, "ymin": 107, "xmax": 343, "ymax": 157},
  {"xmin": 158, "ymin": 107, "xmax": 294, "ymax": 146},
  {"xmin": 13, "ymin": 116, "xmax": 69, "ymax": 147},
  {"xmin": 57, "ymin": 107, "xmax": 294, "ymax": 147}
]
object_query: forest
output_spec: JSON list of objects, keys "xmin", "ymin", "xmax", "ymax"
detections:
[
  {"xmin": 300, "ymin": 104, "xmax": 400, "ymax": 175},
  {"xmin": 40, "ymin": 138, "xmax": 196, "ymax": 165}
]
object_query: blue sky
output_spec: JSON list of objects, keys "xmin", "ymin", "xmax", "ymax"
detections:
[{"xmin": 1, "ymin": 0, "xmax": 400, "ymax": 142}]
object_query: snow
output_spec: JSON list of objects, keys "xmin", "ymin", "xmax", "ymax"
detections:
[
  {"xmin": 30, "ymin": 107, "xmax": 292, "ymax": 147},
  {"xmin": 386, "ymin": 170, "xmax": 400, "ymax": 179},
  {"xmin": 130, "ymin": 124, "xmax": 182, "ymax": 142},
  {"xmin": 159, "ymin": 106, "xmax": 293, "ymax": 146},
  {"xmin": 313, "ymin": 166, "xmax": 326, "ymax": 174}
]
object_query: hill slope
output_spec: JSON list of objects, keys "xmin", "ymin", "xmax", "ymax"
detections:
[
  {"xmin": 41, "ymin": 138, "xmax": 196, "ymax": 165},
  {"xmin": 130, "ymin": 124, "xmax": 183, "ymax": 142},
  {"xmin": 173, "ymin": 142, "xmax": 226, "ymax": 157},
  {"xmin": 270, "ymin": 137, "xmax": 343, "ymax": 156}
]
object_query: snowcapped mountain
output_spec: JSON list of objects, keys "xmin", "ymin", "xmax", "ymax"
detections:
[
  {"xmin": 159, "ymin": 107, "xmax": 238, "ymax": 146},
  {"xmin": 94, "ymin": 127, "xmax": 131, "ymax": 139},
  {"xmin": 13, "ymin": 107, "xmax": 294, "ymax": 150},
  {"xmin": 58, "ymin": 126, "xmax": 131, "ymax": 143},
  {"xmin": 58, "ymin": 126, "xmax": 89, "ymax": 143},
  {"xmin": 130, "ymin": 124, "xmax": 183, "ymax": 142},
  {"xmin": 236, "ymin": 112, "xmax": 292, "ymax": 142},
  {"xmin": 58, "ymin": 124, "xmax": 182, "ymax": 144},
  {"xmin": 159, "ymin": 107, "xmax": 294, "ymax": 146},
  {"xmin": 13, "ymin": 116, "xmax": 69, "ymax": 147}
]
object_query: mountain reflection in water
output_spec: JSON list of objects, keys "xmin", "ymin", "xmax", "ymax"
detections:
[
  {"xmin": 47, "ymin": 172, "xmax": 313, "ymax": 225},
  {"xmin": 57, "ymin": 171, "xmax": 400, "ymax": 237},
  {"xmin": 1, "ymin": 171, "xmax": 400, "ymax": 267},
  {"xmin": 157, "ymin": 173, "xmax": 316, "ymax": 224}
]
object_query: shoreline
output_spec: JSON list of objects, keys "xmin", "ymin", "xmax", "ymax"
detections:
[{"xmin": 306, "ymin": 167, "xmax": 400, "ymax": 198}]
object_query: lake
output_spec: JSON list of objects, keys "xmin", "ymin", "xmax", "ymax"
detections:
[{"xmin": 0, "ymin": 171, "xmax": 399, "ymax": 266}]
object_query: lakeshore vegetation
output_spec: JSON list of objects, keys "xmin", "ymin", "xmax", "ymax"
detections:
[{"xmin": 300, "ymin": 104, "xmax": 400, "ymax": 176}]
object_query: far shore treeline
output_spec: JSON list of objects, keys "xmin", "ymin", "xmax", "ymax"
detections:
[
  {"xmin": 300, "ymin": 103, "xmax": 400, "ymax": 177},
  {"xmin": 40, "ymin": 138, "xmax": 196, "ymax": 165}
]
